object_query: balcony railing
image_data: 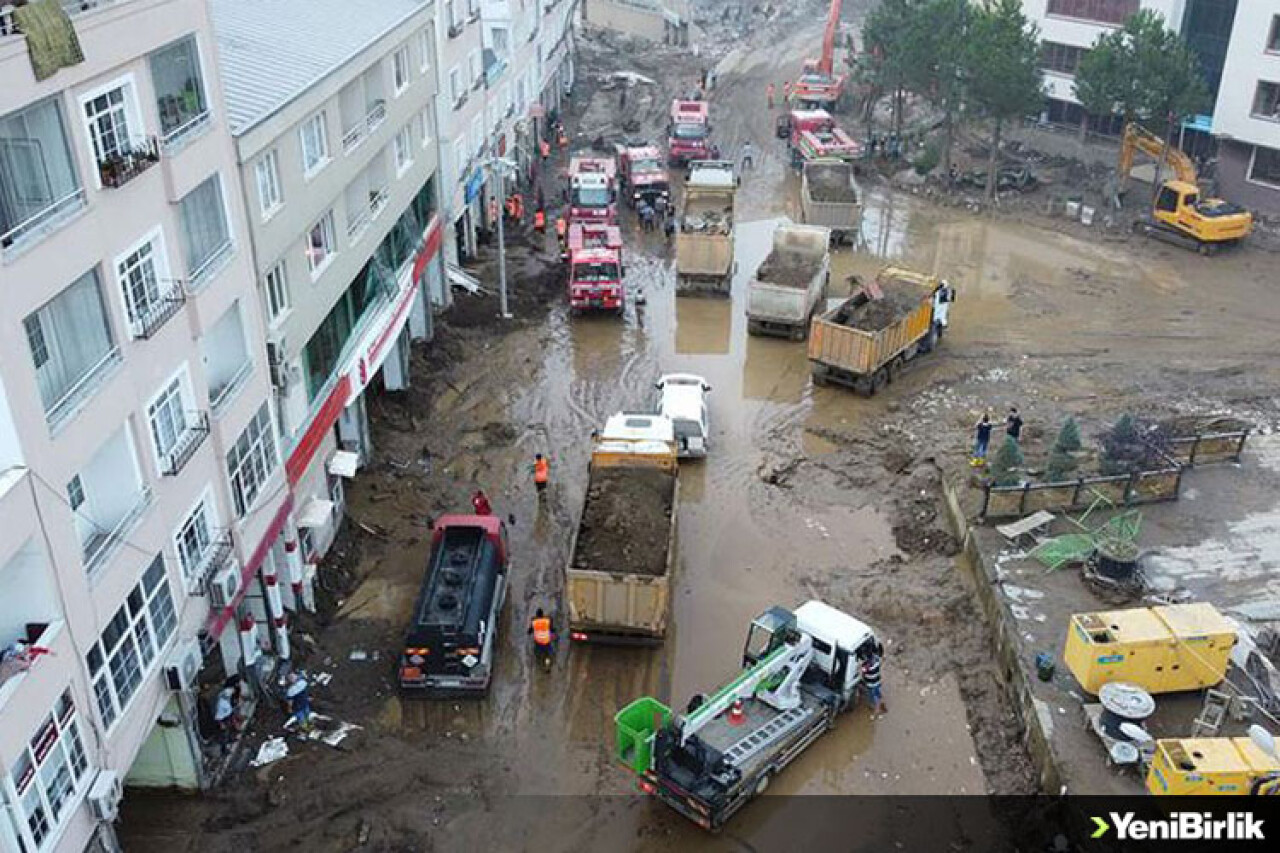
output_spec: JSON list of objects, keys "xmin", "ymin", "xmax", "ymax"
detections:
[
  {"xmin": 346, "ymin": 187, "xmax": 389, "ymax": 242},
  {"xmin": 342, "ymin": 101, "xmax": 388, "ymax": 155},
  {"xmin": 132, "ymin": 290, "xmax": 186, "ymax": 339},
  {"xmin": 0, "ymin": 188, "xmax": 86, "ymax": 257},
  {"xmin": 83, "ymin": 485, "xmax": 154, "ymax": 577},
  {"xmin": 160, "ymin": 411, "xmax": 211, "ymax": 477},
  {"xmin": 46, "ymin": 348, "xmax": 121, "ymax": 430},
  {"xmin": 192, "ymin": 530, "xmax": 234, "ymax": 592},
  {"xmin": 160, "ymin": 110, "xmax": 212, "ymax": 154},
  {"xmin": 210, "ymin": 361, "xmax": 252, "ymax": 417},
  {"xmin": 187, "ymin": 240, "xmax": 234, "ymax": 291},
  {"xmin": 97, "ymin": 138, "xmax": 160, "ymax": 189}
]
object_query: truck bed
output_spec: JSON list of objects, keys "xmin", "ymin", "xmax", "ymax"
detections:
[
  {"xmin": 695, "ymin": 691, "xmax": 823, "ymax": 781},
  {"xmin": 755, "ymin": 249, "xmax": 824, "ymax": 289},
  {"xmin": 572, "ymin": 466, "xmax": 675, "ymax": 576}
]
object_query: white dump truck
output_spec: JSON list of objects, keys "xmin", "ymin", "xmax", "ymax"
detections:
[
  {"xmin": 745, "ymin": 223, "xmax": 831, "ymax": 340},
  {"xmin": 800, "ymin": 159, "xmax": 861, "ymax": 245}
]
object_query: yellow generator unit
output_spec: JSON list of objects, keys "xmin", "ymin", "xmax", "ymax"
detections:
[
  {"xmin": 1147, "ymin": 737, "xmax": 1280, "ymax": 796},
  {"xmin": 1063, "ymin": 603, "xmax": 1235, "ymax": 695}
]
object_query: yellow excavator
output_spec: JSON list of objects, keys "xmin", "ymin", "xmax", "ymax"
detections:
[{"xmin": 1119, "ymin": 122, "xmax": 1253, "ymax": 255}]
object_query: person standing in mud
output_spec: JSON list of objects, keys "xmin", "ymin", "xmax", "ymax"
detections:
[
  {"xmin": 767, "ymin": 82, "xmax": 775, "ymax": 109},
  {"xmin": 1005, "ymin": 407, "xmax": 1024, "ymax": 445},
  {"xmin": 533, "ymin": 453, "xmax": 550, "ymax": 497},
  {"xmin": 860, "ymin": 643, "xmax": 886, "ymax": 715},
  {"xmin": 472, "ymin": 489, "xmax": 492, "ymax": 516},
  {"xmin": 972, "ymin": 412, "xmax": 994, "ymax": 466},
  {"xmin": 740, "ymin": 141, "xmax": 755, "ymax": 171}
]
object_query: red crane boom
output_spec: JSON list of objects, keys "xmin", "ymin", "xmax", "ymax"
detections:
[{"xmin": 819, "ymin": 0, "xmax": 842, "ymax": 75}]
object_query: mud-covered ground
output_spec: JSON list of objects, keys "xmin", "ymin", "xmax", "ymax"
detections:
[{"xmin": 120, "ymin": 3, "xmax": 1280, "ymax": 851}]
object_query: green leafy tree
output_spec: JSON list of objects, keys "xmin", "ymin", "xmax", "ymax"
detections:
[
  {"xmin": 905, "ymin": 0, "xmax": 970, "ymax": 174},
  {"xmin": 862, "ymin": 0, "xmax": 921, "ymax": 137},
  {"xmin": 965, "ymin": 0, "xmax": 1043, "ymax": 200},
  {"xmin": 1054, "ymin": 417, "xmax": 1082, "ymax": 454},
  {"xmin": 990, "ymin": 436, "xmax": 1025, "ymax": 487},
  {"xmin": 1072, "ymin": 29, "xmax": 1130, "ymax": 141},
  {"xmin": 1046, "ymin": 418, "xmax": 1082, "ymax": 481}
]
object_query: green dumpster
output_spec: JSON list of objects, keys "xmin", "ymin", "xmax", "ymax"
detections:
[{"xmin": 614, "ymin": 697, "xmax": 672, "ymax": 774}]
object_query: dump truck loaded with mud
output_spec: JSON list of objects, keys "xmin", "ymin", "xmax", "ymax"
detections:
[
  {"xmin": 808, "ymin": 266, "xmax": 955, "ymax": 395},
  {"xmin": 801, "ymin": 159, "xmax": 861, "ymax": 245},
  {"xmin": 566, "ymin": 413, "xmax": 679, "ymax": 645},
  {"xmin": 676, "ymin": 161, "xmax": 736, "ymax": 295},
  {"xmin": 746, "ymin": 223, "xmax": 830, "ymax": 340},
  {"xmin": 615, "ymin": 601, "xmax": 881, "ymax": 830}
]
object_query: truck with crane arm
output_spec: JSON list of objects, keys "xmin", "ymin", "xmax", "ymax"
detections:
[
  {"xmin": 793, "ymin": 0, "xmax": 850, "ymax": 111},
  {"xmin": 615, "ymin": 601, "xmax": 881, "ymax": 830}
]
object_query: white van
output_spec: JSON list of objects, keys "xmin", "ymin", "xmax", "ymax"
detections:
[{"xmin": 655, "ymin": 373, "xmax": 711, "ymax": 459}]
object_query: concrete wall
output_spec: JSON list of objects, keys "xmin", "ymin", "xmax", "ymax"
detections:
[
  {"xmin": 1211, "ymin": 4, "xmax": 1280, "ymax": 145},
  {"xmin": 583, "ymin": 0, "xmax": 665, "ymax": 42},
  {"xmin": 1216, "ymin": 138, "xmax": 1280, "ymax": 215}
]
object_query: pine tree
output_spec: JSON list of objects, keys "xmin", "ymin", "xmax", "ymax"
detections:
[
  {"xmin": 990, "ymin": 436, "xmax": 1024, "ymax": 487},
  {"xmin": 1054, "ymin": 416, "xmax": 1083, "ymax": 454}
]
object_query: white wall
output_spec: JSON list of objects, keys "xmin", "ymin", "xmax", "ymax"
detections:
[
  {"xmin": 0, "ymin": 541, "xmax": 59, "ymax": 648},
  {"xmin": 1212, "ymin": 4, "xmax": 1280, "ymax": 147}
]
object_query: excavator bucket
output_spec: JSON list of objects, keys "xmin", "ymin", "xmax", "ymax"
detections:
[{"xmin": 615, "ymin": 697, "xmax": 672, "ymax": 774}]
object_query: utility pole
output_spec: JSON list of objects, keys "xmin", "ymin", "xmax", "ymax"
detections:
[{"xmin": 494, "ymin": 160, "xmax": 511, "ymax": 319}]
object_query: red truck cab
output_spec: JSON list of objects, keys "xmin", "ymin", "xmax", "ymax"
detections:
[
  {"xmin": 568, "ymin": 156, "xmax": 618, "ymax": 225},
  {"xmin": 788, "ymin": 109, "xmax": 862, "ymax": 164},
  {"xmin": 399, "ymin": 514, "xmax": 509, "ymax": 697},
  {"xmin": 568, "ymin": 240, "xmax": 625, "ymax": 313},
  {"xmin": 620, "ymin": 144, "xmax": 670, "ymax": 209},
  {"xmin": 667, "ymin": 100, "xmax": 711, "ymax": 166}
]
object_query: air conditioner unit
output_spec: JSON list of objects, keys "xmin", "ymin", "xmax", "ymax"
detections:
[
  {"xmin": 164, "ymin": 637, "xmax": 204, "ymax": 691},
  {"xmin": 266, "ymin": 337, "xmax": 291, "ymax": 391},
  {"xmin": 88, "ymin": 770, "xmax": 122, "ymax": 822},
  {"xmin": 208, "ymin": 564, "xmax": 240, "ymax": 608}
]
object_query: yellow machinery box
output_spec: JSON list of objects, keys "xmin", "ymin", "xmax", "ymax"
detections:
[
  {"xmin": 1063, "ymin": 603, "xmax": 1235, "ymax": 695},
  {"xmin": 1147, "ymin": 738, "xmax": 1280, "ymax": 795}
]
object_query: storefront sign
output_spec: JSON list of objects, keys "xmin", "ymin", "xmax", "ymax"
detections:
[{"xmin": 464, "ymin": 168, "xmax": 485, "ymax": 203}]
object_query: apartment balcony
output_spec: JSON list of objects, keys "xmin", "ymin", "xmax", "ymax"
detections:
[
  {"xmin": 159, "ymin": 411, "xmax": 210, "ymax": 477},
  {"xmin": 132, "ymin": 291, "xmax": 186, "ymax": 340},
  {"xmin": 97, "ymin": 138, "xmax": 160, "ymax": 189},
  {"xmin": 341, "ymin": 100, "xmax": 389, "ymax": 155},
  {"xmin": 83, "ymin": 485, "xmax": 153, "ymax": 577},
  {"xmin": 0, "ymin": 623, "xmax": 65, "ymax": 716},
  {"xmin": 190, "ymin": 529, "xmax": 233, "ymax": 593},
  {"xmin": 160, "ymin": 110, "xmax": 212, "ymax": 154},
  {"xmin": 483, "ymin": 50, "xmax": 506, "ymax": 90},
  {"xmin": 346, "ymin": 187, "xmax": 389, "ymax": 243}
]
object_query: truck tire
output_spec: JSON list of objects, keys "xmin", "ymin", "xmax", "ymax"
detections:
[
  {"xmin": 919, "ymin": 326, "xmax": 936, "ymax": 354},
  {"xmin": 870, "ymin": 367, "xmax": 888, "ymax": 395},
  {"xmin": 812, "ymin": 366, "xmax": 830, "ymax": 387}
]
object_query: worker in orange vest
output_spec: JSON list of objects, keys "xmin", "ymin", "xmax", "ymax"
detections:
[
  {"xmin": 533, "ymin": 453, "xmax": 549, "ymax": 496},
  {"xmin": 512, "ymin": 193, "xmax": 525, "ymax": 223},
  {"xmin": 767, "ymin": 83, "xmax": 775, "ymax": 109},
  {"xmin": 534, "ymin": 207, "xmax": 546, "ymax": 233},
  {"xmin": 555, "ymin": 216, "xmax": 567, "ymax": 256},
  {"xmin": 557, "ymin": 126, "xmax": 568, "ymax": 149},
  {"xmin": 540, "ymin": 138, "xmax": 551, "ymax": 160},
  {"xmin": 528, "ymin": 607, "xmax": 555, "ymax": 666}
]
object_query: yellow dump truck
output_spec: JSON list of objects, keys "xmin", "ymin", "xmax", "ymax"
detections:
[
  {"xmin": 1063, "ymin": 602, "xmax": 1236, "ymax": 695},
  {"xmin": 1147, "ymin": 736, "xmax": 1280, "ymax": 795},
  {"xmin": 566, "ymin": 413, "xmax": 679, "ymax": 645},
  {"xmin": 807, "ymin": 266, "xmax": 954, "ymax": 395},
  {"xmin": 676, "ymin": 161, "xmax": 737, "ymax": 295}
]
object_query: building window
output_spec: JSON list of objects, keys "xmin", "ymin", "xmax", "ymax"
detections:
[
  {"xmin": 1041, "ymin": 41, "xmax": 1085, "ymax": 76},
  {"xmin": 254, "ymin": 149, "xmax": 282, "ymax": 219},
  {"xmin": 226, "ymin": 403, "xmax": 278, "ymax": 516},
  {"xmin": 469, "ymin": 50, "xmax": 482, "ymax": 86},
  {"xmin": 66, "ymin": 474, "xmax": 85, "ymax": 510},
  {"xmin": 1249, "ymin": 145, "xmax": 1280, "ymax": 187},
  {"xmin": 449, "ymin": 66, "xmax": 463, "ymax": 105},
  {"xmin": 393, "ymin": 46, "xmax": 412, "ymax": 95},
  {"xmin": 394, "ymin": 126, "xmax": 413, "ymax": 174},
  {"xmin": 493, "ymin": 28, "xmax": 509, "ymax": 57},
  {"xmin": 306, "ymin": 211, "xmax": 337, "ymax": 276},
  {"xmin": 86, "ymin": 556, "xmax": 176, "ymax": 728},
  {"xmin": 178, "ymin": 174, "xmax": 231, "ymax": 286},
  {"xmin": 174, "ymin": 494, "xmax": 215, "ymax": 588},
  {"xmin": 82, "ymin": 80, "xmax": 141, "ymax": 174},
  {"xmin": 23, "ymin": 268, "xmax": 116, "ymax": 421},
  {"xmin": 204, "ymin": 302, "xmax": 251, "ymax": 411},
  {"xmin": 147, "ymin": 369, "xmax": 193, "ymax": 466},
  {"xmin": 8, "ymin": 690, "xmax": 91, "ymax": 851},
  {"xmin": 0, "ymin": 97, "xmax": 83, "ymax": 251},
  {"xmin": 452, "ymin": 136, "xmax": 467, "ymax": 181},
  {"xmin": 470, "ymin": 116, "xmax": 484, "ymax": 158},
  {"xmin": 1252, "ymin": 81, "xmax": 1280, "ymax": 122},
  {"xmin": 116, "ymin": 229, "xmax": 177, "ymax": 339},
  {"xmin": 446, "ymin": 0, "xmax": 458, "ymax": 31},
  {"xmin": 466, "ymin": 0, "xmax": 478, "ymax": 19},
  {"xmin": 419, "ymin": 107, "xmax": 435, "ymax": 148},
  {"xmin": 149, "ymin": 36, "xmax": 209, "ymax": 146},
  {"xmin": 1045, "ymin": 0, "xmax": 1138, "ymax": 26},
  {"xmin": 1270, "ymin": 16, "xmax": 1280, "ymax": 53},
  {"xmin": 264, "ymin": 261, "xmax": 290, "ymax": 324},
  {"xmin": 418, "ymin": 27, "xmax": 433, "ymax": 73},
  {"xmin": 300, "ymin": 112, "xmax": 330, "ymax": 176}
]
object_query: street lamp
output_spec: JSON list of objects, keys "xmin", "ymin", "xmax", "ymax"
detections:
[{"xmin": 483, "ymin": 154, "xmax": 518, "ymax": 320}]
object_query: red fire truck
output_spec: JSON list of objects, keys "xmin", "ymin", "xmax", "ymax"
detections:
[
  {"xmin": 667, "ymin": 99, "xmax": 711, "ymax": 166},
  {"xmin": 567, "ymin": 224, "xmax": 625, "ymax": 313},
  {"xmin": 619, "ymin": 143, "xmax": 670, "ymax": 210},
  {"xmin": 568, "ymin": 156, "xmax": 618, "ymax": 225}
]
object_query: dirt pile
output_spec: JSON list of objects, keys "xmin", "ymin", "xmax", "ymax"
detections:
[
  {"xmin": 833, "ymin": 279, "xmax": 924, "ymax": 331},
  {"xmin": 572, "ymin": 466, "xmax": 675, "ymax": 575},
  {"xmin": 757, "ymin": 249, "xmax": 821, "ymax": 288},
  {"xmin": 806, "ymin": 163, "xmax": 859, "ymax": 203}
]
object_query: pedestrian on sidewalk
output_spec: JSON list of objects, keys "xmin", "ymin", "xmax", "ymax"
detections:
[
  {"xmin": 740, "ymin": 141, "xmax": 755, "ymax": 170},
  {"xmin": 472, "ymin": 489, "xmax": 492, "ymax": 516},
  {"xmin": 533, "ymin": 453, "xmax": 550, "ymax": 496},
  {"xmin": 284, "ymin": 672, "xmax": 313, "ymax": 731},
  {"xmin": 860, "ymin": 642, "xmax": 887, "ymax": 715},
  {"xmin": 1005, "ymin": 407, "xmax": 1024, "ymax": 444},
  {"xmin": 766, "ymin": 83, "xmax": 775, "ymax": 109},
  {"xmin": 972, "ymin": 412, "xmax": 993, "ymax": 466}
]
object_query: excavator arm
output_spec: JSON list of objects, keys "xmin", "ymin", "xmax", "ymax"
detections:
[
  {"xmin": 819, "ymin": 0, "xmax": 842, "ymax": 76},
  {"xmin": 1118, "ymin": 122, "xmax": 1198, "ymax": 186}
]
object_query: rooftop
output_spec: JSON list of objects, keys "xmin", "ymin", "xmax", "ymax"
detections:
[{"xmin": 209, "ymin": 0, "xmax": 428, "ymax": 135}]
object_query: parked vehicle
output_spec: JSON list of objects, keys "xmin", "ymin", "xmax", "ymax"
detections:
[
  {"xmin": 808, "ymin": 266, "xmax": 955, "ymax": 395},
  {"xmin": 615, "ymin": 600, "xmax": 882, "ymax": 830},
  {"xmin": 568, "ymin": 243, "xmax": 625, "ymax": 314},
  {"xmin": 566, "ymin": 414, "xmax": 679, "ymax": 645},
  {"xmin": 792, "ymin": 0, "xmax": 850, "ymax": 111},
  {"xmin": 788, "ymin": 109, "xmax": 861, "ymax": 165},
  {"xmin": 676, "ymin": 161, "xmax": 736, "ymax": 296},
  {"xmin": 619, "ymin": 143, "xmax": 671, "ymax": 209},
  {"xmin": 746, "ymin": 223, "xmax": 830, "ymax": 340},
  {"xmin": 655, "ymin": 373, "xmax": 711, "ymax": 459},
  {"xmin": 800, "ymin": 159, "xmax": 861, "ymax": 245},
  {"xmin": 398, "ymin": 514, "xmax": 509, "ymax": 696},
  {"xmin": 667, "ymin": 99, "xmax": 711, "ymax": 166},
  {"xmin": 568, "ymin": 156, "xmax": 618, "ymax": 225}
]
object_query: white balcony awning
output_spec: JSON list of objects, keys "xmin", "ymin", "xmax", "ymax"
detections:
[
  {"xmin": 297, "ymin": 498, "xmax": 335, "ymax": 529},
  {"xmin": 327, "ymin": 450, "xmax": 359, "ymax": 479}
]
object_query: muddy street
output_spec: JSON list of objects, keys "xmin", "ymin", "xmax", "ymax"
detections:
[{"xmin": 119, "ymin": 5, "xmax": 1280, "ymax": 852}]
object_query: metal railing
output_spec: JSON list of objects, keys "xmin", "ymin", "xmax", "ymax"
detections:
[
  {"xmin": 191, "ymin": 530, "xmax": 234, "ymax": 593},
  {"xmin": 209, "ymin": 360, "xmax": 252, "ymax": 416},
  {"xmin": 347, "ymin": 187, "xmax": 389, "ymax": 241},
  {"xmin": 160, "ymin": 110, "xmax": 211, "ymax": 153},
  {"xmin": 97, "ymin": 138, "xmax": 160, "ymax": 189},
  {"xmin": 186, "ymin": 240, "xmax": 234, "ymax": 291},
  {"xmin": 0, "ymin": 189, "xmax": 86, "ymax": 256},
  {"xmin": 160, "ymin": 411, "xmax": 211, "ymax": 476},
  {"xmin": 132, "ymin": 290, "xmax": 186, "ymax": 339},
  {"xmin": 342, "ymin": 101, "xmax": 387, "ymax": 154},
  {"xmin": 83, "ymin": 485, "xmax": 154, "ymax": 577},
  {"xmin": 45, "ymin": 348, "xmax": 121, "ymax": 428}
]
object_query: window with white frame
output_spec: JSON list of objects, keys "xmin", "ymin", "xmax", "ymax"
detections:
[
  {"xmin": 86, "ymin": 555, "xmax": 176, "ymax": 729},
  {"xmin": 493, "ymin": 28, "xmax": 509, "ymax": 57},
  {"xmin": 177, "ymin": 174, "xmax": 231, "ymax": 284},
  {"xmin": 147, "ymin": 369, "xmax": 194, "ymax": 467},
  {"xmin": 452, "ymin": 136, "xmax": 467, "ymax": 181},
  {"xmin": 486, "ymin": 101, "xmax": 498, "ymax": 133},
  {"xmin": 299, "ymin": 112, "xmax": 330, "ymax": 176},
  {"xmin": 254, "ymin": 149, "xmax": 282, "ymax": 219},
  {"xmin": 8, "ymin": 689, "xmax": 91, "ymax": 852},
  {"xmin": 502, "ymin": 84, "xmax": 513, "ymax": 117},
  {"xmin": 446, "ymin": 0, "xmax": 458, "ymax": 30},
  {"xmin": 394, "ymin": 125, "xmax": 413, "ymax": 173},
  {"xmin": 174, "ymin": 493, "xmax": 215, "ymax": 588},
  {"xmin": 449, "ymin": 66, "xmax": 463, "ymax": 105},
  {"xmin": 82, "ymin": 79, "xmax": 141, "ymax": 170},
  {"xmin": 418, "ymin": 27, "xmax": 433, "ymax": 72},
  {"xmin": 466, "ymin": 0, "xmax": 478, "ymax": 19},
  {"xmin": 263, "ymin": 260, "xmax": 290, "ymax": 324},
  {"xmin": 469, "ymin": 50, "xmax": 482, "ymax": 86},
  {"xmin": 393, "ymin": 45, "xmax": 412, "ymax": 95},
  {"xmin": 115, "ymin": 230, "xmax": 173, "ymax": 338},
  {"xmin": 306, "ymin": 211, "xmax": 337, "ymax": 276},
  {"xmin": 24, "ymin": 268, "xmax": 116, "ymax": 421},
  {"xmin": 226, "ymin": 402, "xmax": 278, "ymax": 516},
  {"xmin": 470, "ymin": 116, "xmax": 484, "ymax": 158},
  {"xmin": 419, "ymin": 107, "xmax": 434, "ymax": 148}
]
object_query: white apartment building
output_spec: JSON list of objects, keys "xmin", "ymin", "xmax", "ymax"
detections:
[
  {"xmin": 1210, "ymin": 4, "xmax": 1280, "ymax": 214},
  {"xmin": 0, "ymin": 1, "xmax": 293, "ymax": 850},
  {"xmin": 208, "ymin": 0, "xmax": 445, "ymax": 568}
]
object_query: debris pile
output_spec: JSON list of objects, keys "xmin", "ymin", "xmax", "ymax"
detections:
[{"xmin": 832, "ymin": 279, "xmax": 924, "ymax": 331}]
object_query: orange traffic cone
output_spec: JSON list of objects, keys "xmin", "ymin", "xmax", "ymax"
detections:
[{"xmin": 728, "ymin": 698, "xmax": 746, "ymax": 726}]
